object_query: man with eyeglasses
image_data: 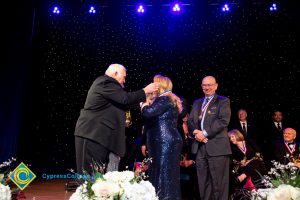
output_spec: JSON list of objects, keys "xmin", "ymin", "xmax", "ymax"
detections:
[{"xmin": 188, "ymin": 76, "xmax": 231, "ymax": 200}]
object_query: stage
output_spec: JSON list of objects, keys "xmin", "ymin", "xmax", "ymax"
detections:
[{"xmin": 23, "ymin": 179, "xmax": 74, "ymax": 200}]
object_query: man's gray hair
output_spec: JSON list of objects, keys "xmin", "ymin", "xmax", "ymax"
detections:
[{"xmin": 105, "ymin": 64, "xmax": 126, "ymax": 76}]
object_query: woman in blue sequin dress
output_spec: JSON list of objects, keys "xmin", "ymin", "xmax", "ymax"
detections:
[{"xmin": 141, "ymin": 75, "xmax": 183, "ymax": 200}]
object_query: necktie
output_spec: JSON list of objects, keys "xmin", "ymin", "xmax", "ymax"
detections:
[
  {"xmin": 242, "ymin": 123, "xmax": 247, "ymax": 134},
  {"xmin": 277, "ymin": 123, "xmax": 282, "ymax": 130},
  {"xmin": 199, "ymin": 97, "xmax": 210, "ymax": 126},
  {"xmin": 202, "ymin": 98, "xmax": 210, "ymax": 109}
]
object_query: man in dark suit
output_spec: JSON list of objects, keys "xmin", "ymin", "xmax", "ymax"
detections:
[
  {"xmin": 230, "ymin": 109, "xmax": 259, "ymax": 143},
  {"xmin": 273, "ymin": 128, "xmax": 300, "ymax": 164},
  {"xmin": 188, "ymin": 76, "xmax": 231, "ymax": 200},
  {"xmin": 262, "ymin": 110, "xmax": 289, "ymax": 168},
  {"xmin": 266, "ymin": 110, "xmax": 287, "ymax": 143},
  {"xmin": 74, "ymin": 64, "xmax": 158, "ymax": 174}
]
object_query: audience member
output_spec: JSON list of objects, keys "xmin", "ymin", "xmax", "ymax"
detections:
[
  {"xmin": 228, "ymin": 129, "xmax": 267, "ymax": 191},
  {"xmin": 230, "ymin": 109, "xmax": 260, "ymax": 144},
  {"xmin": 273, "ymin": 128, "xmax": 300, "ymax": 165}
]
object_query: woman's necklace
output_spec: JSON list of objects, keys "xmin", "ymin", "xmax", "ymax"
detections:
[
  {"xmin": 159, "ymin": 90, "xmax": 171, "ymax": 97},
  {"xmin": 237, "ymin": 141, "xmax": 247, "ymax": 155}
]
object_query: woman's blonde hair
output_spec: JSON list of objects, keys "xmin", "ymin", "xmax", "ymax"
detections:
[
  {"xmin": 228, "ymin": 129, "xmax": 245, "ymax": 142},
  {"xmin": 153, "ymin": 74, "xmax": 182, "ymax": 112}
]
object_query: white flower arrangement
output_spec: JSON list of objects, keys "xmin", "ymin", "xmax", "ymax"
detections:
[
  {"xmin": 252, "ymin": 184, "xmax": 300, "ymax": 200},
  {"xmin": 69, "ymin": 171, "xmax": 158, "ymax": 200},
  {"xmin": 0, "ymin": 183, "xmax": 12, "ymax": 200},
  {"xmin": 120, "ymin": 180, "xmax": 157, "ymax": 200},
  {"xmin": 0, "ymin": 158, "xmax": 26, "ymax": 200},
  {"xmin": 0, "ymin": 158, "xmax": 16, "ymax": 200},
  {"xmin": 250, "ymin": 161, "xmax": 300, "ymax": 200},
  {"xmin": 69, "ymin": 158, "xmax": 157, "ymax": 200}
]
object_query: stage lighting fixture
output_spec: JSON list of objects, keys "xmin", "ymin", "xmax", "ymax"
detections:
[
  {"xmin": 52, "ymin": 6, "xmax": 60, "ymax": 14},
  {"xmin": 222, "ymin": 4, "xmax": 230, "ymax": 12},
  {"xmin": 172, "ymin": 3, "xmax": 181, "ymax": 12},
  {"xmin": 136, "ymin": 4, "xmax": 145, "ymax": 14},
  {"xmin": 269, "ymin": 3, "xmax": 277, "ymax": 11},
  {"xmin": 89, "ymin": 6, "xmax": 96, "ymax": 14}
]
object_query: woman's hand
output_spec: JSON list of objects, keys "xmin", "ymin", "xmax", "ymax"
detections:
[
  {"xmin": 180, "ymin": 160, "xmax": 195, "ymax": 168},
  {"xmin": 293, "ymin": 162, "xmax": 300, "ymax": 168},
  {"xmin": 140, "ymin": 102, "xmax": 149, "ymax": 109}
]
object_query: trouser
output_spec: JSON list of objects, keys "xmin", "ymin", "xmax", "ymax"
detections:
[
  {"xmin": 75, "ymin": 136, "xmax": 120, "ymax": 174},
  {"xmin": 195, "ymin": 146, "xmax": 230, "ymax": 200},
  {"xmin": 107, "ymin": 152, "xmax": 121, "ymax": 172}
]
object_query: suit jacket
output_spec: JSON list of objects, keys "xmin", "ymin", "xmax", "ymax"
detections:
[
  {"xmin": 188, "ymin": 94, "xmax": 232, "ymax": 156},
  {"xmin": 74, "ymin": 75, "xmax": 146, "ymax": 157},
  {"xmin": 273, "ymin": 140, "xmax": 300, "ymax": 164},
  {"xmin": 230, "ymin": 120, "xmax": 259, "ymax": 143},
  {"xmin": 265, "ymin": 121, "xmax": 287, "ymax": 143}
]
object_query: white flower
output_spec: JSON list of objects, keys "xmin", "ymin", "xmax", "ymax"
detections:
[
  {"xmin": 252, "ymin": 188, "xmax": 273, "ymax": 200},
  {"xmin": 120, "ymin": 180, "xmax": 158, "ymax": 200},
  {"xmin": 267, "ymin": 184, "xmax": 300, "ymax": 200},
  {"xmin": 0, "ymin": 158, "xmax": 16, "ymax": 169},
  {"xmin": 104, "ymin": 171, "xmax": 134, "ymax": 184},
  {"xmin": 289, "ymin": 185, "xmax": 300, "ymax": 200},
  {"xmin": 92, "ymin": 180, "xmax": 121, "ymax": 198},
  {"xmin": 69, "ymin": 170, "xmax": 158, "ymax": 200},
  {"xmin": 69, "ymin": 183, "xmax": 89, "ymax": 200},
  {"xmin": 0, "ymin": 183, "xmax": 11, "ymax": 200}
]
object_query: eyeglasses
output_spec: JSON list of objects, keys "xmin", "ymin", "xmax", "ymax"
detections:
[{"xmin": 201, "ymin": 84, "xmax": 215, "ymax": 87}]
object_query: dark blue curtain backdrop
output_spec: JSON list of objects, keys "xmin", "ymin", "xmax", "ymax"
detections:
[
  {"xmin": 2, "ymin": 0, "xmax": 299, "ymax": 174},
  {"xmin": 0, "ymin": 1, "xmax": 34, "ymax": 164}
]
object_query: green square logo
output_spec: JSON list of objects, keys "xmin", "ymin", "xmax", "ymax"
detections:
[{"xmin": 9, "ymin": 162, "xmax": 36, "ymax": 190}]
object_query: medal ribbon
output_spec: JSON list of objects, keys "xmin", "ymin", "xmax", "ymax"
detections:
[
  {"xmin": 284, "ymin": 142, "xmax": 296, "ymax": 155},
  {"xmin": 199, "ymin": 97, "xmax": 212, "ymax": 119},
  {"xmin": 238, "ymin": 141, "xmax": 247, "ymax": 155}
]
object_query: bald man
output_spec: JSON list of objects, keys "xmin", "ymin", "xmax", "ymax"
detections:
[
  {"xmin": 188, "ymin": 76, "xmax": 231, "ymax": 200},
  {"xmin": 74, "ymin": 64, "xmax": 158, "ymax": 173},
  {"xmin": 273, "ymin": 128, "xmax": 300, "ymax": 165}
]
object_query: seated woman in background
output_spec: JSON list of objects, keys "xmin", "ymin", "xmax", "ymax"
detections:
[{"xmin": 228, "ymin": 129, "xmax": 267, "ymax": 190}]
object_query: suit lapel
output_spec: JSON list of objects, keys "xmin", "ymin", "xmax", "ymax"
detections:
[
  {"xmin": 194, "ymin": 99, "xmax": 203, "ymax": 122},
  {"xmin": 207, "ymin": 94, "xmax": 218, "ymax": 110},
  {"xmin": 196, "ymin": 95, "xmax": 217, "ymax": 125}
]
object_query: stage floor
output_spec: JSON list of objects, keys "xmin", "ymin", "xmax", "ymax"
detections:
[{"xmin": 23, "ymin": 179, "xmax": 74, "ymax": 200}]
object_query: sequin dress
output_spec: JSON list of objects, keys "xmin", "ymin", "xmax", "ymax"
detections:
[{"xmin": 142, "ymin": 96, "xmax": 183, "ymax": 200}]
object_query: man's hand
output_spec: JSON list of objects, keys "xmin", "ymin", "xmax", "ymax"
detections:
[
  {"xmin": 143, "ymin": 83, "xmax": 159, "ymax": 94},
  {"xmin": 193, "ymin": 129, "xmax": 208, "ymax": 143}
]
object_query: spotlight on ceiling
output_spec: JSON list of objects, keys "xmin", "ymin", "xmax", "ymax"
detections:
[
  {"xmin": 52, "ymin": 6, "xmax": 60, "ymax": 14},
  {"xmin": 89, "ymin": 6, "xmax": 96, "ymax": 14},
  {"xmin": 136, "ymin": 4, "xmax": 145, "ymax": 14},
  {"xmin": 269, "ymin": 3, "xmax": 277, "ymax": 11},
  {"xmin": 170, "ymin": 2, "xmax": 183, "ymax": 14},
  {"xmin": 222, "ymin": 4, "xmax": 230, "ymax": 12}
]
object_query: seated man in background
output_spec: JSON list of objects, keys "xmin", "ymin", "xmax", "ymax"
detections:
[{"xmin": 273, "ymin": 127, "xmax": 300, "ymax": 165}]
